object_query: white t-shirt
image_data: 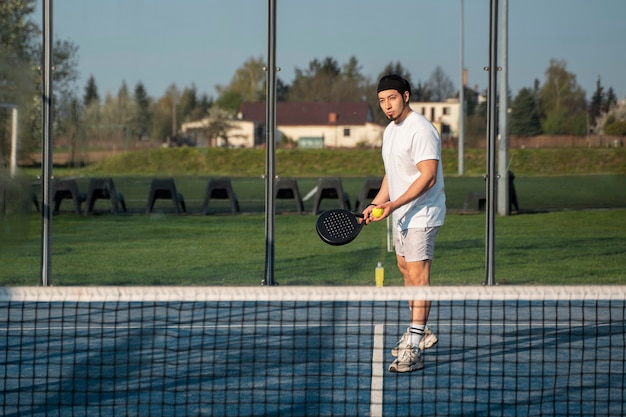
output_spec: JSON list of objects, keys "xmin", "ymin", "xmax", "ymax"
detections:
[{"xmin": 381, "ymin": 111, "xmax": 446, "ymax": 231}]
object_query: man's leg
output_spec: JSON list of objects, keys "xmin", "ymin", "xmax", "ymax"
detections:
[
  {"xmin": 389, "ymin": 257, "xmax": 432, "ymax": 373},
  {"xmin": 398, "ymin": 256, "xmax": 432, "ymax": 326}
]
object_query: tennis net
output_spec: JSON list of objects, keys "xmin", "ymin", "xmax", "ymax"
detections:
[{"xmin": 1, "ymin": 285, "xmax": 625, "ymax": 417}]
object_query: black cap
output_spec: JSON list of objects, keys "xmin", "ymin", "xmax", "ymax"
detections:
[{"xmin": 377, "ymin": 74, "xmax": 410, "ymax": 95}]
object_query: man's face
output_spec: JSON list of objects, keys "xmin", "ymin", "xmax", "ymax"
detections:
[{"xmin": 377, "ymin": 89, "xmax": 409, "ymax": 122}]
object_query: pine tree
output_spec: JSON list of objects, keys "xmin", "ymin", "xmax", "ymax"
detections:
[
  {"xmin": 84, "ymin": 75, "xmax": 100, "ymax": 107},
  {"xmin": 510, "ymin": 87, "xmax": 542, "ymax": 136}
]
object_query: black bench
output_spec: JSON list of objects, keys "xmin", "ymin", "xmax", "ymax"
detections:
[
  {"xmin": 53, "ymin": 179, "xmax": 86, "ymax": 214},
  {"xmin": 201, "ymin": 177, "xmax": 240, "ymax": 214},
  {"xmin": 463, "ymin": 191, "xmax": 486, "ymax": 211},
  {"xmin": 275, "ymin": 177, "xmax": 304, "ymax": 214},
  {"xmin": 85, "ymin": 178, "xmax": 126, "ymax": 214},
  {"xmin": 354, "ymin": 177, "xmax": 383, "ymax": 212},
  {"xmin": 146, "ymin": 178, "xmax": 186, "ymax": 215},
  {"xmin": 312, "ymin": 177, "xmax": 350, "ymax": 214}
]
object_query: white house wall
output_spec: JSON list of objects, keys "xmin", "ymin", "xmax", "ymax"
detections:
[
  {"xmin": 279, "ymin": 124, "xmax": 383, "ymax": 148},
  {"xmin": 410, "ymin": 100, "xmax": 460, "ymax": 137}
]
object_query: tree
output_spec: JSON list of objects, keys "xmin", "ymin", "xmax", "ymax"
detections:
[
  {"xmin": 133, "ymin": 82, "xmax": 152, "ymax": 139},
  {"xmin": 288, "ymin": 56, "xmax": 368, "ymax": 103},
  {"xmin": 603, "ymin": 87, "xmax": 617, "ymax": 113},
  {"xmin": 214, "ymin": 89, "xmax": 243, "ymax": 116},
  {"xmin": 0, "ymin": 0, "xmax": 39, "ymax": 160},
  {"xmin": 289, "ymin": 57, "xmax": 340, "ymax": 102},
  {"xmin": 331, "ymin": 56, "xmax": 367, "ymax": 102},
  {"xmin": 55, "ymin": 93, "xmax": 84, "ymax": 166},
  {"xmin": 596, "ymin": 97, "xmax": 626, "ymax": 136},
  {"xmin": 539, "ymin": 59, "xmax": 587, "ymax": 136},
  {"xmin": 151, "ymin": 84, "xmax": 180, "ymax": 141},
  {"xmin": 215, "ymin": 56, "xmax": 266, "ymax": 114},
  {"xmin": 426, "ymin": 66, "xmax": 455, "ymax": 102},
  {"xmin": 202, "ymin": 107, "xmax": 237, "ymax": 147},
  {"xmin": 276, "ymin": 78, "xmax": 289, "ymax": 102},
  {"xmin": 1, "ymin": 1, "xmax": 78, "ymax": 160},
  {"xmin": 0, "ymin": 0, "xmax": 38, "ymax": 60},
  {"xmin": 510, "ymin": 87, "xmax": 542, "ymax": 136},
  {"xmin": 376, "ymin": 62, "xmax": 414, "ymax": 89},
  {"xmin": 52, "ymin": 39, "xmax": 79, "ymax": 98},
  {"xmin": 412, "ymin": 81, "xmax": 432, "ymax": 103},
  {"xmin": 196, "ymin": 93, "xmax": 213, "ymax": 115},
  {"xmin": 604, "ymin": 120, "xmax": 626, "ymax": 136},
  {"xmin": 179, "ymin": 85, "xmax": 198, "ymax": 123},
  {"xmin": 83, "ymin": 75, "xmax": 100, "ymax": 107},
  {"xmin": 116, "ymin": 81, "xmax": 134, "ymax": 126},
  {"xmin": 588, "ymin": 77, "xmax": 604, "ymax": 129}
]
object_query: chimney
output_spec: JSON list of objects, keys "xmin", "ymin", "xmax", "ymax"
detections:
[{"xmin": 328, "ymin": 112, "xmax": 337, "ymax": 123}]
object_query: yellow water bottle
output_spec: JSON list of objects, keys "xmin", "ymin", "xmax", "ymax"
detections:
[{"xmin": 375, "ymin": 261, "xmax": 384, "ymax": 287}]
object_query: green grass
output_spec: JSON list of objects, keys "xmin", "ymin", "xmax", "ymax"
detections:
[
  {"xmin": 1, "ymin": 209, "xmax": 624, "ymax": 286},
  {"xmin": 4, "ymin": 147, "xmax": 625, "ymax": 287}
]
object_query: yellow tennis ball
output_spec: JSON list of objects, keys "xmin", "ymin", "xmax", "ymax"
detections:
[{"xmin": 372, "ymin": 207, "xmax": 384, "ymax": 218}]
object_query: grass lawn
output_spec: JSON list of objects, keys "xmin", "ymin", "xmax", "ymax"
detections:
[
  {"xmin": 1, "ymin": 206, "xmax": 624, "ymax": 286},
  {"xmin": 3, "ymin": 147, "xmax": 625, "ymax": 287}
]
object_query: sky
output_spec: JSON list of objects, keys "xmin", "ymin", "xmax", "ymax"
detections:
[{"xmin": 36, "ymin": 0, "xmax": 626, "ymax": 101}]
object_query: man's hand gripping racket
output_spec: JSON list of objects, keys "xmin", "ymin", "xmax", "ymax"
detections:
[{"xmin": 315, "ymin": 209, "xmax": 366, "ymax": 246}]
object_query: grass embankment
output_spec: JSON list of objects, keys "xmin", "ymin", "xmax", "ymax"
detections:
[{"xmin": 42, "ymin": 147, "xmax": 626, "ymax": 177}]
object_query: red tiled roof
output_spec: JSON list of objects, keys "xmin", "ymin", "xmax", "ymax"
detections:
[{"xmin": 238, "ymin": 102, "xmax": 374, "ymax": 126}]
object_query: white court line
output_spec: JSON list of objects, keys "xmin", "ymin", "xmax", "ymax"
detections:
[{"xmin": 370, "ymin": 324, "xmax": 384, "ymax": 417}]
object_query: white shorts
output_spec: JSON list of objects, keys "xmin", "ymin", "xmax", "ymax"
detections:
[{"xmin": 393, "ymin": 227, "xmax": 440, "ymax": 262}]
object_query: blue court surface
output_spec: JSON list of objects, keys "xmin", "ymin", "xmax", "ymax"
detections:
[{"xmin": 1, "ymin": 299, "xmax": 624, "ymax": 416}]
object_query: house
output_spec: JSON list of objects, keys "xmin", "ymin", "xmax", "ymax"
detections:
[
  {"xmin": 410, "ymin": 98, "xmax": 460, "ymax": 139},
  {"xmin": 181, "ymin": 117, "xmax": 258, "ymax": 148},
  {"xmin": 181, "ymin": 102, "xmax": 385, "ymax": 149},
  {"xmin": 238, "ymin": 102, "xmax": 385, "ymax": 148},
  {"xmin": 410, "ymin": 86, "xmax": 485, "ymax": 140}
]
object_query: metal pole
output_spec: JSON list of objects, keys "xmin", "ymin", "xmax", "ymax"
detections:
[
  {"xmin": 262, "ymin": 0, "xmax": 277, "ymax": 285},
  {"xmin": 458, "ymin": 0, "xmax": 465, "ymax": 176},
  {"xmin": 497, "ymin": 0, "xmax": 509, "ymax": 216},
  {"xmin": 10, "ymin": 107, "xmax": 18, "ymax": 178},
  {"xmin": 41, "ymin": 0, "xmax": 53, "ymax": 286},
  {"xmin": 484, "ymin": 0, "xmax": 498, "ymax": 286}
]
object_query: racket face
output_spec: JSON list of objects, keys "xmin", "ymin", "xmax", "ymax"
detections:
[{"xmin": 316, "ymin": 209, "xmax": 364, "ymax": 246}]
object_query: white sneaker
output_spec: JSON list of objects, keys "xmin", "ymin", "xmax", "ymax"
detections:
[
  {"xmin": 388, "ymin": 346, "xmax": 424, "ymax": 373},
  {"xmin": 391, "ymin": 326, "xmax": 438, "ymax": 357},
  {"xmin": 420, "ymin": 326, "xmax": 438, "ymax": 350}
]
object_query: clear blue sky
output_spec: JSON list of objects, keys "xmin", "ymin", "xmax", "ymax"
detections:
[{"xmin": 37, "ymin": 0, "xmax": 626, "ymax": 101}]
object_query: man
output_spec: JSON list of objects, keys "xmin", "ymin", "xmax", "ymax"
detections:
[{"xmin": 364, "ymin": 74, "xmax": 446, "ymax": 373}]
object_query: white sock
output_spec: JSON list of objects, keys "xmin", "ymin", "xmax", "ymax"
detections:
[{"xmin": 408, "ymin": 324, "xmax": 425, "ymax": 348}]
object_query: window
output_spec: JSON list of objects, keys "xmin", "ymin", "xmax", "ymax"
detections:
[
  {"xmin": 443, "ymin": 107, "xmax": 451, "ymax": 115},
  {"xmin": 343, "ymin": 128, "xmax": 351, "ymax": 137}
]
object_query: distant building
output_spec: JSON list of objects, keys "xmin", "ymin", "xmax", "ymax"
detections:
[
  {"xmin": 410, "ymin": 98, "xmax": 460, "ymax": 139},
  {"xmin": 182, "ymin": 102, "xmax": 385, "ymax": 149},
  {"xmin": 410, "ymin": 87, "xmax": 484, "ymax": 140}
]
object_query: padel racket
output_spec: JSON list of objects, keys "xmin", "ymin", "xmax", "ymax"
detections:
[{"xmin": 316, "ymin": 209, "xmax": 365, "ymax": 246}]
